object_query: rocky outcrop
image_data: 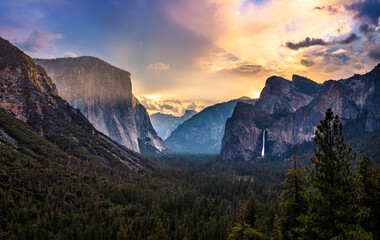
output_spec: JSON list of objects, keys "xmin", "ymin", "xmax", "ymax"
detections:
[
  {"xmin": 255, "ymin": 75, "xmax": 320, "ymax": 115},
  {"xmin": 220, "ymin": 103, "xmax": 274, "ymax": 161},
  {"xmin": 220, "ymin": 66, "xmax": 380, "ymax": 161},
  {"xmin": 150, "ymin": 110, "xmax": 197, "ymax": 140},
  {"xmin": 165, "ymin": 97, "xmax": 256, "ymax": 154},
  {"xmin": 35, "ymin": 57, "xmax": 169, "ymax": 155},
  {"xmin": 0, "ymin": 37, "xmax": 149, "ymax": 171}
]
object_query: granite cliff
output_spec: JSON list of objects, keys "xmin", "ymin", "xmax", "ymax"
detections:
[
  {"xmin": 35, "ymin": 57, "xmax": 169, "ymax": 155},
  {"xmin": 220, "ymin": 66, "xmax": 380, "ymax": 161},
  {"xmin": 0, "ymin": 37, "xmax": 149, "ymax": 171}
]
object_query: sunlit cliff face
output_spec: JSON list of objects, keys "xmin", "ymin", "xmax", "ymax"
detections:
[{"xmin": 1, "ymin": 0, "xmax": 379, "ymax": 115}]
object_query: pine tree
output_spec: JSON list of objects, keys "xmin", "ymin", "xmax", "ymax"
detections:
[
  {"xmin": 245, "ymin": 194, "xmax": 259, "ymax": 227},
  {"xmin": 300, "ymin": 109, "xmax": 371, "ymax": 239},
  {"xmin": 271, "ymin": 215, "xmax": 282, "ymax": 240},
  {"xmin": 228, "ymin": 223, "xmax": 265, "ymax": 240},
  {"xmin": 357, "ymin": 154, "xmax": 379, "ymax": 239},
  {"xmin": 152, "ymin": 219, "xmax": 169, "ymax": 240},
  {"xmin": 280, "ymin": 147, "xmax": 308, "ymax": 240},
  {"xmin": 116, "ymin": 225, "xmax": 128, "ymax": 240}
]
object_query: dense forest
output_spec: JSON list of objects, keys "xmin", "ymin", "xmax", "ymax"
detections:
[{"xmin": 1, "ymin": 109, "xmax": 379, "ymax": 239}]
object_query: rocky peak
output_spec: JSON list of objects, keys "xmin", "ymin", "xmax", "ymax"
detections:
[
  {"xmin": 255, "ymin": 75, "xmax": 319, "ymax": 115},
  {"xmin": 0, "ymin": 37, "xmax": 57, "ymax": 96},
  {"xmin": 183, "ymin": 109, "xmax": 197, "ymax": 118}
]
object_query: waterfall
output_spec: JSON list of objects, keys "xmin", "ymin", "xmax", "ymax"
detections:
[{"xmin": 261, "ymin": 130, "xmax": 266, "ymax": 157}]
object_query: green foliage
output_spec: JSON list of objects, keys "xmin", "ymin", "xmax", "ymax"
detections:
[
  {"xmin": 151, "ymin": 220, "xmax": 169, "ymax": 240},
  {"xmin": 271, "ymin": 215, "xmax": 282, "ymax": 240},
  {"xmin": 116, "ymin": 225, "xmax": 128, "ymax": 240},
  {"xmin": 245, "ymin": 194, "xmax": 259, "ymax": 227},
  {"xmin": 280, "ymin": 166, "xmax": 307, "ymax": 240},
  {"xmin": 357, "ymin": 154, "xmax": 380, "ymax": 239},
  {"xmin": 228, "ymin": 223, "xmax": 265, "ymax": 240},
  {"xmin": 299, "ymin": 109, "xmax": 370, "ymax": 239}
]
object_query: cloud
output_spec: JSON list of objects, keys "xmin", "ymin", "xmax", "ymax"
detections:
[
  {"xmin": 300, "ymin": 59, "xmax": 314, "ymax": 67},
  {"xmin": 16, "ymin": 30, "xmax": 62, "ymax": 53},
  {"xmin": 234, "ymin": 64, "xmax": 266, "ymax": 74},
  {"xmin": 63, "ymin": 51, "xmax": 77, "ymax": 58},
  {"xmin": 285, "ymin": 37, "xmax": 328, "ymax": 50},
  {"xmin": 285, "ymin": 33, "xmax": 360, "ymax": 50},
  {"xmin": 138, "ymin": 96, "xmax": 206, "ymax": 116},
  {"xmin": 334, "ymin": 33, "xmax": 361, "ymax": 45},
  {"xmin": 313, "ymin": 6, "xmax": 339, "ymax": 15},
  {"xmin": 147, "ymin": 62, "xmax": 170, "ymax": 71},
  {"xmin": 345, "ymin": 0, "xmax": 380, "ymax": 26},
  {"xmin": 368, "ymin": 44, "xmax": 380, "ymax": 60}
]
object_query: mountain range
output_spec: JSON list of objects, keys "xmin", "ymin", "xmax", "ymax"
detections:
[
  {"xmin": 35, "ymin": 57, "xmax": 169, "ymax": 155},
  {"xmin": 164, "ymin": 97, "xmax": 256, "ymax": 154},
  {"xmin": 221, "ymin": 66, "xmax": 380, "ymax": 161},
  {"xmin": 150, "ymin": 110, "xmax": 197, "ymax": 140}
]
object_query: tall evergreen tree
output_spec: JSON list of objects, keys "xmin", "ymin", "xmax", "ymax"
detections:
[
  {"xmin": 271, "ymin": 215, "xmax": 282, "ymax": 240},
  {"xmin": 280, "ymin": 149, "xmax": 307, "ymax": 240},
  {"xmin": 245, "ymin": 194, "xmax": 259, "ymax": 227},
  {"xmin": 151, "ymin": 220, "xmax": 169, "ymax": 240},
  {"xmin": 300, "ymin": 109, "xmax": 371, "ymax": 239},
  {"xmin": 116, "ymin": 225, "xmax": 128, "ymax": 240},
  {"xmin": 357, "ymin": 154, "xmax": 380, "ymax": 239}
]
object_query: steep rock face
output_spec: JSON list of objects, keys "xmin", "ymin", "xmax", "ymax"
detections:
[
  {"xmin": 150, "ymin": 110, "xmax": 197, "ymax": 140},
  {"xmin": 35, "ymin": 57, "xmax": 169, "ymax": 155},
  {"xmin": 220, "ymin": 103, "xmax": 274, "ymax": 161},
  {"xmin": 0, "ymin": 37, "xmax": 149, "ymax": 171},
  {"xmin": 220, "ymin": 65, "xmax": 380, "ymax": 161},
  {"xmin": 255, "ymin": 75, "xmax": 320, "ymax": 115},
  {"xmin": 165, "ymin": 98, "xmax": 256, "ymax": 154}
]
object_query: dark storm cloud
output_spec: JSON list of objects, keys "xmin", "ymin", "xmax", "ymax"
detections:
[
  {"xmin": 346, "ymin": 0, "xmax": 380, "ymax": 26},
  {"xmin": 334, "ymin": 33, "xmax": 361, "ymax": 45},
  {"xmin": 285, "ymin": 33, "xmax": 360, "ymax": 50},
  {"xmin": 285, "ymin": 37, "xmax": 328, "ymax": 50},
  {"xmin": 368, "ymin": 48, "xmax": 380, "ymax": 60},
  {"xmin": 300, "ymin": 59, "xmax": 315, "ymax": 67}
]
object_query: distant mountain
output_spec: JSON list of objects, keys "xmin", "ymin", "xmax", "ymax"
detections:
[
  {"xmin": 35, "ymin": 57, "xmax": 169, "ymax": 155},
  {"xmin": 0, "ymin": 37, "xmax": 149, "ymax": 171},
  {"xmin": 150, "ymin": 110, "xmax": 197, "ymax": 140},
  {"xmin": 221, "ymin": 65, "xmax": 380, "ymax": 161},
  {"xmin": 164, "ymin": 98, "xmax": 257, "ymax": 154}
]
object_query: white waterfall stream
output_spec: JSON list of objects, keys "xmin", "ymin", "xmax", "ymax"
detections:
[{"xmin": 261, "ymin": 130, "xmax": 266, "ymax": 157}]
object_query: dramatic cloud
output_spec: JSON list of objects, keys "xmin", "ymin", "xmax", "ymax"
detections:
[
  {"xmin": 368, "ymin": 43, "xmax": 380, "ymax": 60},
  {"xmin": 16, "ymin": 30, "xmax": 62, "ymax": 53},
  {"xmin": 285, "ymin": 37, "xmax": 328, "ymax": 50},
  {"xmin": 63, "ymin": 51, "xmax": 77, "ymax": 58},
  {"xmin": 346, "ymin": 0, "xmax": 380, "ymax": 26},
  {"xmin": 2, "ymin": 0, "xmax": 379, "ymax": 115},
  {"xmin": 335, "ymin": 33, "xmax": 361, "ymax": 45},
  {"xmin": 285, "ymin": 33, "xmax": 360, "ymax": 50},
  {"xmin": 148, "ymin": 62, "xmax": 170, "ymax": 71},
  {"xmin": 300, "ymin": 59, "xmax": 315, "ymax": 67}
]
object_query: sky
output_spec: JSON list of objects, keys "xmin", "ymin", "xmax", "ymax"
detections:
[{"xmin": 1, "ymin": 0, "xmax": 380, "ymax": 116}]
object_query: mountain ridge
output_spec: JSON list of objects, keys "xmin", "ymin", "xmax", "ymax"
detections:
[{"xmin": 220, "ymin": 63, "xmax": 380, "ymax": 161}]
